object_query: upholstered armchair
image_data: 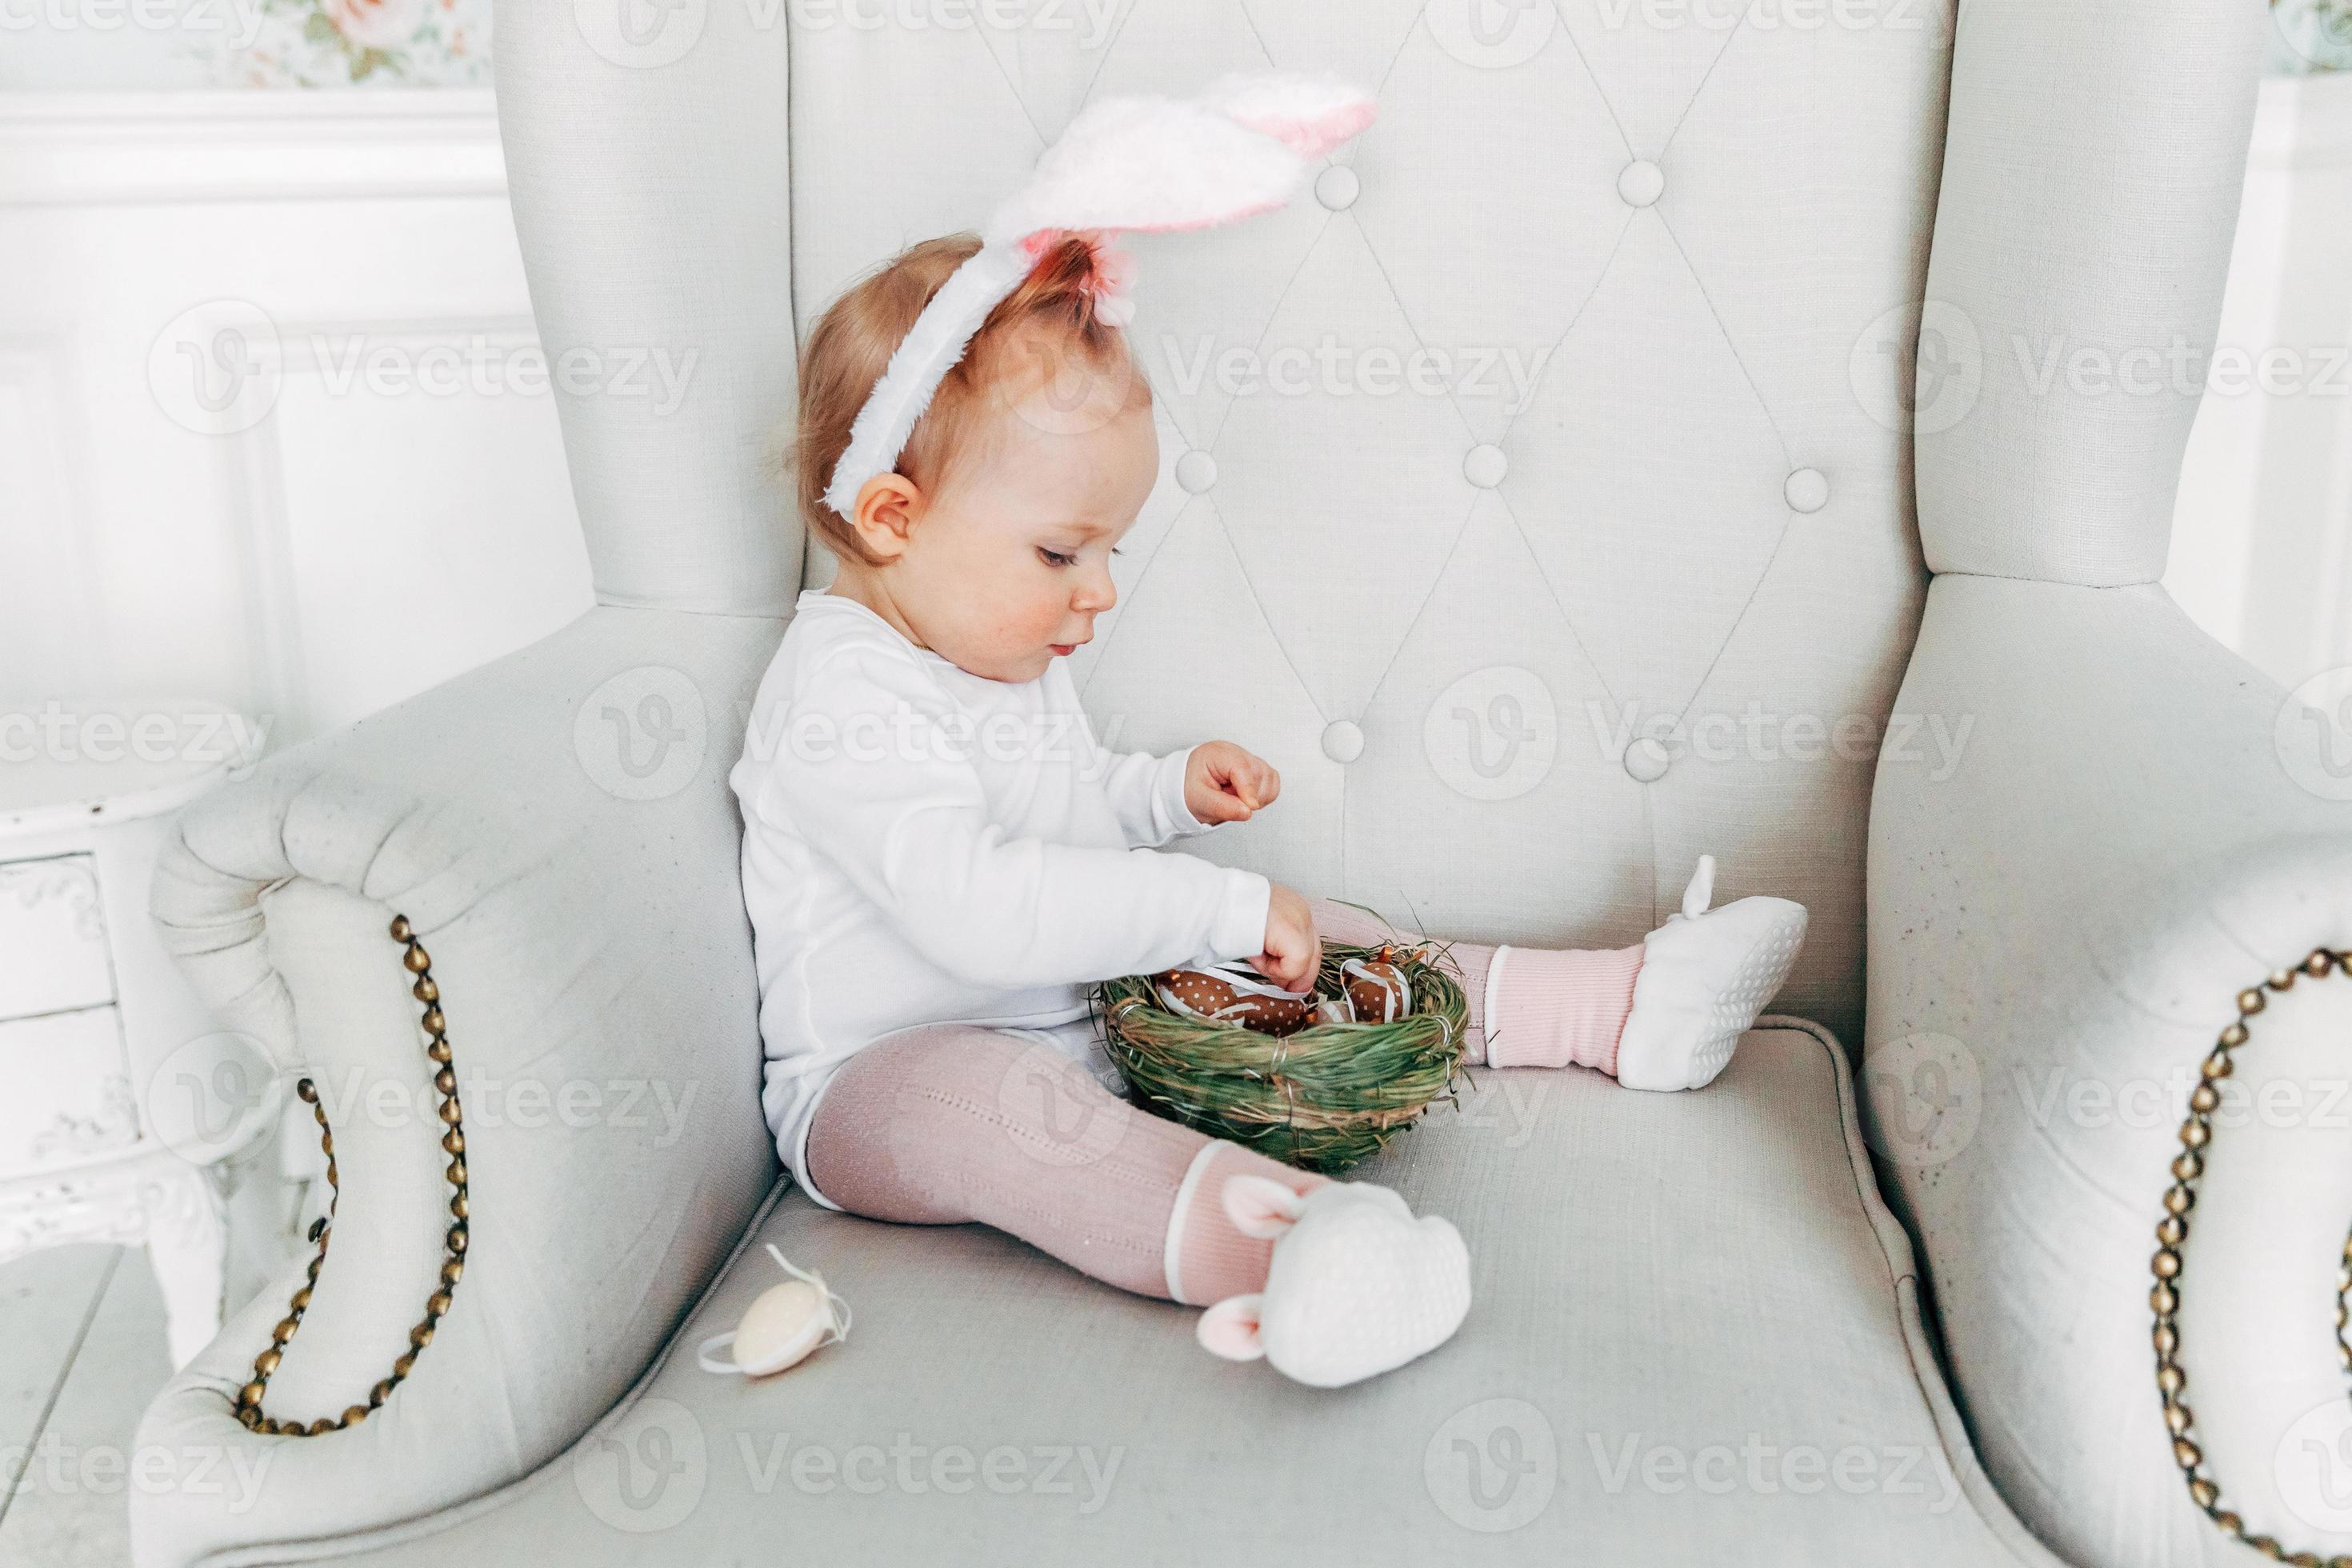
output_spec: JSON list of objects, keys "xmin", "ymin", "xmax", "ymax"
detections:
[{"xmin": 130, "ymin": 2, "xmax": 2346, "ymax": 1563}]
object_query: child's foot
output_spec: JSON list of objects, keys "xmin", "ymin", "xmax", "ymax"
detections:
[
  {"xmin": 1614, "ymin": 854, "xmax": 1807, "ymax": 1092},
  {"xmin": 1194, "ymin": 1177, "xmax": 1470, "ymax": 1387}
]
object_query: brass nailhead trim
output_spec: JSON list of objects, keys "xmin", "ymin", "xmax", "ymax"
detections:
[
  {"xmin": 2154, "ymin": 946, "xmax": 2351, "ymax": 1565},
  {"xmin": 234, "ymin": 915, "xmax": 470, "ymax": 1438}
]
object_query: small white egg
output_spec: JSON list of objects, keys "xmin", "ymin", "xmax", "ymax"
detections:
[{"xmin": 731, "ymin": 1278, "xmax": 833, "ymax": 1376}]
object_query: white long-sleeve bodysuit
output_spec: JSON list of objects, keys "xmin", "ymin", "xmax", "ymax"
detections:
[{"xmin": 728, "ymin": 589, "xmax": 1274, "ymax": 1208}]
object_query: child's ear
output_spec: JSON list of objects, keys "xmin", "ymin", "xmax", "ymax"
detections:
[
  {"xmin": 1196, "ymin": 1294, "xmax": 1266, "ymax": 1361},
  {"xmin": 850, "ymin": 473, "xmax": 924, "ymax": 562},
  {"xmin": 1222, "ymin": 1174, "xmax": 1306, "ymax": 1239}
]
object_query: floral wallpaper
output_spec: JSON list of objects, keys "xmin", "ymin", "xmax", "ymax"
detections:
[
  {"xmin": 0, "ymin": 0, "xmax": 2339, "ymax": 94},
  {"xmin": 2274, "ymin": 0, "xmax": 2352, "ymax": 70},
  {"xmin": 197, "ymin": 0, "xmax": 490, "ymax": 87},
  {"xmin": 186, "ymin": 0, "xmax": 2342, "ymax": 90}
]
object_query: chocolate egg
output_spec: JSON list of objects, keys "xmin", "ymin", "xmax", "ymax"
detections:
[
  {"xmin": 1154, "ymin": 960, "xmax": 1319, "ymax": 1037},
  {"xmin": 1340, "ymin": 958, "xmax": 1412, "ymax": 1024}
]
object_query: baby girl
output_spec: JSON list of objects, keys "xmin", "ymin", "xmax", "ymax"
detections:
[{"xmin": 726, "ymin": 222, "xmax": 1810, "ymax": 1389}]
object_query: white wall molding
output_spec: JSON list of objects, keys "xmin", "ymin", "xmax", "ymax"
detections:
[
  {"xmin": 0, "ymin": 91, "xmax": 504, "ymax": 206},
  {"xmin": 218, "ymin": 314, "xmax": 542, "ymax": 740},
  {"xmin": 0, "ymin": 90, "xmax": 589, "ymax": 751},
  {"xmin": 2250, "ymin": 69, "xmax": 2352, "ymax": 170},
  {"xmin": 2169, "ymin": 70, "xmax": 2352, "ymax": 689}
]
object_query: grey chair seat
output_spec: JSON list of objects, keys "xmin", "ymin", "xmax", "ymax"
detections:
[{"xmin": 264, "ymin": 1026, "xmax": 2056, "ymax": 1566}]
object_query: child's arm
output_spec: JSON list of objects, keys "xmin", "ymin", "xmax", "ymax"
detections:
[
  {"xmin": 752, "ymin": 649, "xmax": 1269, "ymax": 990},
  {"xmin": 1083, "ymin": 735, "xmax": 1212, "ymax": 850}
]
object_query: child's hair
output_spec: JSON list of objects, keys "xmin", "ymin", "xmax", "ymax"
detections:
[{"xmin": 786, "ymin": 232, "xmax": 1154, "ymax": 566}]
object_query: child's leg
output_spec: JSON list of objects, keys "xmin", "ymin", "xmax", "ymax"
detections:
[
  {"xmin": 801, "ymin": 1022, "xmax": 1327, "ymax": 1305},
  {"xmin": 1310, "ymin": 898, "xmax": 1642, "ymax": 1074},
  {"xmin": 1311, "ymin": 859, "xmax": 1808, "ymax": 1093}
]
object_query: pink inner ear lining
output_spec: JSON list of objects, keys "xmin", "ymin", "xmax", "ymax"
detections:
[{"xmin": 1225, "ymin": 100, "xmax": 1379, "ymax": 160}]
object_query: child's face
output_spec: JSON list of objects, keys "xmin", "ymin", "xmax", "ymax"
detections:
[{"xmin": 893, "ymin": 366, "xmax": 1158, "ymax": 684}]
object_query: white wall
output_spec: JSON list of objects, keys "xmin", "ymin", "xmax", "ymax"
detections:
[
  {"xmin": 0, "ymin": 74, "xmax": 2343, "ymax": 762},
  {"xmin": 0, "ymin": 91, "xmax": 592, "ymax": 750},
  {"xmin": 2166, "ymin": 70, "xmax": 2352, "ymax": 693}
]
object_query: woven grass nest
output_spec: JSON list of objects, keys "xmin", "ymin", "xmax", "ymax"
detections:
[{"xmin": 1094, "ymin": 915, "xmax": 1474, "ymax": 1174}]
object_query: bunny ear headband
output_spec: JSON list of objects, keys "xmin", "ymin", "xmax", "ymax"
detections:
[{"xmin": 821, "ymin": 69, "xmax": 1379, "ymax": 523}]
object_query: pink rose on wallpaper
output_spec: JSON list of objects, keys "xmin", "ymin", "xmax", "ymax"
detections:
[{"xmin": 322, "ymin": 0, "xmax": 425, "ymax": 51}]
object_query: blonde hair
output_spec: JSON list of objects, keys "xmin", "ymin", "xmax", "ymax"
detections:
[{"xmin": 786, "ymin": 232, "xmax": 1153, "ymax": 567}]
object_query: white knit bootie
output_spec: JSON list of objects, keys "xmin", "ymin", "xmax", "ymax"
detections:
[
  {"xmin": 1194, "ymin": 1178, "xmax": 1470, "ymax": 1388},
  {"xmin": 1614, "ymin": 854, "xmax": 1807, "ymax": 1092}
]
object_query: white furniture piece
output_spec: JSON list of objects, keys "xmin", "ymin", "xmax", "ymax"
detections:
[
  {"xmin": 126, "ymin": 4, "xmax": 2352, "ymax": 1566},
  {"xmin": 0, "ymin": 702, "xmax": 257, "ymax": 1367}
]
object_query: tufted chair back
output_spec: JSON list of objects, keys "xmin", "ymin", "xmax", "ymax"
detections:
[{"xmin": 497, "ymin": 1, "xmax": 2261, "ymax": 1053}]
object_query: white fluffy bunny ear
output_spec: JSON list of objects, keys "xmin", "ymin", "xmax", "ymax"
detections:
[
  {"xmin": 1222, "ymin": 1174, "xmax": 1308, "ymax": 1239},
  {"xmin": 1197, "ymin": 1293, "xmax": 1267, "ymax": 1361},
  {"xmin": 825, "ymin": 69, "xmax": 1376, "ymax": 524},
  {"xmin": 1202, "ymin": 69, "xmax": 1380, "ymax": 159},
  {"xmin": 984, "ymin": 97, "xmax": 1306, "ymax": 247}
]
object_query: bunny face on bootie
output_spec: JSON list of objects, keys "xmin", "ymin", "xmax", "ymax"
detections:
[{"xmin": 1195, "ymin": 1176, "xmax": 1470, "ymax": 1388}]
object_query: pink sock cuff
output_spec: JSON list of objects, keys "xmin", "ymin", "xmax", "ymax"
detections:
[
  {"xmin": 1484, "ymin": 942, "xmax": 1644, "ymax": 1075},
  {"xmin": 1166, "ymin": 1141, "xmax": 1326, "ymax": 1306}
]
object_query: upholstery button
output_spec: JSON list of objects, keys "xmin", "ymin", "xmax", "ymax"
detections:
[
  {"xmin": 1618, "ymin": 159, "xmax": 1664, "ymax": 208},
  {"xmin": 1322, "ymin": 720, "xmax": 1365, "ymax": 763},
  {"xmin": 1785, "ymin": 467, "xmax": 1830, "ymax": 514},
  {"xmin": 1624, "ymin": 736, "xmax": 1670, "ymax": 782},
  {"xmin": 1314, "ymin": 166, "xmax": 1359, "ymax": 211},
  {"xmin": 1462, "ymin": 442, "xmax": 1508, "ymax": 489},
  {"xmin": 1175, "ymin": 450, "xmax": 1217, "ymax": 494}
]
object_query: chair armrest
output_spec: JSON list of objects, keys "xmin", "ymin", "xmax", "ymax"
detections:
[
  {"xmin": 1868, "ymin": 572, "xmax": 2352, "ymax": 1568},
  {"xmin": 129, "ymin": 605, "xmax": 781, "ymax": 1568}
]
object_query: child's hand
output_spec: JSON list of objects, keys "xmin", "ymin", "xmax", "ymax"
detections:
[
  {"xmin": 1186, "ymin": 741, "xmax": 1280, "ymax": 827},
  {"xmin": 1250, "ymin": 881, "xmax": 1321, "ymax": 993}
]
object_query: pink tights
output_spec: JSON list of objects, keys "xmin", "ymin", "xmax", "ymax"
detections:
[{"xmin": 800, "ymin": 898, "xmax": 1643, "ymax": 1307}]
